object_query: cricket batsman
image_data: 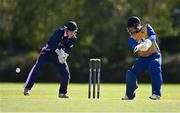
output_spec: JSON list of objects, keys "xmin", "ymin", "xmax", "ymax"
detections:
[
  {"xmin": 24, "ymin": 21, "xmax": 78, "ymax": 98},
  {"xmin": 122, "ymin": 16, "xmax": 163, "ymax": 100}
]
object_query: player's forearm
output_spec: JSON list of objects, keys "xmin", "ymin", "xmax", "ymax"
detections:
[
  {"xmin": 47, "ymin": 43, "xmax": 58, "ymax": 51},
  {"xmin": 47, "ymin": 38, "xmax": 58, "ymax": 51},
  {"xmin": 128, "ymin": 37, "xmax": 137, "ymax": 49}
]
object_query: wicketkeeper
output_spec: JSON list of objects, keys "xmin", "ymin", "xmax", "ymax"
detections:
[
  {"xmin": 24, "ymin": 21, "xmax": 78, "ymax": 98},
  {"xmin": 122, "ymin": 16, "xmax": 163, "ymax": 100}
]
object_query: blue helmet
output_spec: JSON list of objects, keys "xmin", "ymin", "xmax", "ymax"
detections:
[{"xmin": 65, "ymin": 21, "xmax": 78, "ymax": 32}]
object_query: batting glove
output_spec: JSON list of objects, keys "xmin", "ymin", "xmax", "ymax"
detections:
[{"xmin": 134, "ymin": 39, "xmax": 152, "ymax": 53}]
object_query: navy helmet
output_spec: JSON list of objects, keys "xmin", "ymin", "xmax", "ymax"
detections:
[
  {"xmin": 127, "ymin": 16, "xmax": 141, "ymax": 28},
  {"xmin": 65, "ymin": 21, "xmax": 78, "ymax": 32}
]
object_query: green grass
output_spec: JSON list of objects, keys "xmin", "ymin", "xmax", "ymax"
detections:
[{"xmin": 0, "ymin": 83, "xmax": 180, "ymax": 112}]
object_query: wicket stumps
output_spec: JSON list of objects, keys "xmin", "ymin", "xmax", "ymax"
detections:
[{"xmin": 88, "ymin": 58, "xmax": 101, "ymax": 99}]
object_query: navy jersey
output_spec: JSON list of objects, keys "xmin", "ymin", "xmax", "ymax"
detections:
[{"xmin": 41, "ymin": 28, "xmax": 77, "ymax": 54}]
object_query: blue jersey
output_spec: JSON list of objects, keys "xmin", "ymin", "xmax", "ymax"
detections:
[
  {"xmin": 128, "ymin": 24, "xmax": 160, "ymax": 57},
  {"xmin": 41, "ymin": 28, "xmax": 77, "ymax": 54}
]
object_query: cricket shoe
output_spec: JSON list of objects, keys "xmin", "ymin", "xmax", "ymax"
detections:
[
  {"xmin": 121, "ymin": 95, "xmax": 134, "ymax": 100},
  {"xmin": 122, "ymin": 95, "xmax": 130, "ymax": 100},
  {"xmin": 24, "ymin": 88, "xmax": 30, "ymax": 96},
  {"xmin": 122, "ymin": 94, "xmax": 135, "ymax": 100},
  {"xmin": 59, "ymin": 94, "xmax": 69, "ymax": 98},
  {"xmin": 149, "ymin": 94, "xmax": 160, "ymax": 100}
]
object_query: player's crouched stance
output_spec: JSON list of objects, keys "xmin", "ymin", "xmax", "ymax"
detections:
[
  {"xmin": 122, "ymin": 16, "xmax": 163, "ymax": 100},
  {"xmin": 24, "ymin": 21, "xmax": 78, "ymax": 98}
]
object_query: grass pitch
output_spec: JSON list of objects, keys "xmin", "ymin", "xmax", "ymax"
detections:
[{"xmin": 0, "ymin": 83, "xmax": 180, "ymax": 112}]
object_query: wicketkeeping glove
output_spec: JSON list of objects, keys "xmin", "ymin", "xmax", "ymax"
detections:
[{"xmin": 55, "ymin": 49, "xmax": 69, "ymax": 64}]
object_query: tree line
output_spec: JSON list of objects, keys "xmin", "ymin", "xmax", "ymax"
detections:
[{"xmin": 0, "ymin": 0, "xmax": 179, "ymax": 83}]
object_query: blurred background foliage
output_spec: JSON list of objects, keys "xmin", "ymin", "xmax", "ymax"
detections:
[{"xmin": 0, "ymin": 0, "xmax": 180, "ymax": 83}]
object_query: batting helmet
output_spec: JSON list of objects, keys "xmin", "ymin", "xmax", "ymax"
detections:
[
  {"xmin": 65, "ymin": 21, "xmax": 78, "ymax": 32},
  {"xmin": 127, "ymin": 16, "xmax": 141, "ymax": 28}
]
